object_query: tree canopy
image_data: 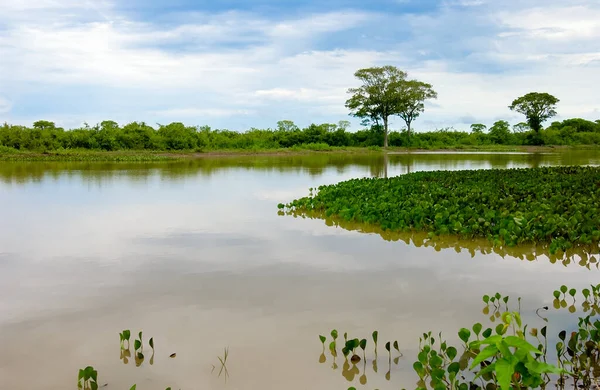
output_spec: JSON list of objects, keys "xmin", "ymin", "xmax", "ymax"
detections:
[
  {"xmin": 345, "ymin": 65, "xmax": 436, "ymax": 147},
  {"xmin": 509, "ymin": 92, "xmax": 559, "ymax": 132}
]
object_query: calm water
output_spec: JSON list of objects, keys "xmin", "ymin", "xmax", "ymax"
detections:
[{"xmin": 1, "ymin": 151, "xmax": 599, "ymax": 390}]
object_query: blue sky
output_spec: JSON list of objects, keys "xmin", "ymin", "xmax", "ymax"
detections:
[{"xmin": 0, "ymin": 0, "xmax": 599, "ymax": 131}]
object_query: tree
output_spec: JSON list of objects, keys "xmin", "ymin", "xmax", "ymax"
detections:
[
  {"xmin": 346, "ymin": 66, "xmax": 406, "ymax": 147},
  {"xmin": 512, "ymin": 122, "xmax": 531, "ymax": 133},
  {"xmin": 488, "ymin": 120, "xmax": 511, "ymax": 144},
  {"xmin": 276, "ymin": 120, "xmax": 299, "ymax": 132},
  {"xmin": 33, "ymin": 120, "xmax": 56, "ymax": 131},
  {"xmin": 509, "ymin": 92, "xmax": 559, "ymax": 133},
  {"xmin": 337, "ymin": 120, "xmax": 351, "ymax": 131},
  {"xmin": 470, "ymin": 124, "xmax": 487, "ymax": 134},
  {"xmin": 396, "ymin": 80, "xmax": 437, "ymax": 139},
  {"xmin": 346, "ymin": 66, "xmax": 437, "ymax": 147}
]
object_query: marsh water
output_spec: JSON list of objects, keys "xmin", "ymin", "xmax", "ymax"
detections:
[{"xmin": 1, "ymin": 150, "xmax": 599, "ymax": 390}]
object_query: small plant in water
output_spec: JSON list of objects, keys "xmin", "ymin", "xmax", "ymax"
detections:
[
  {"xmin": 120, "ymin": 330, "xmax": 131, "ymax": 349},
  {"xmin": 77, "ymin": 366, "xmax": 98, "ymax": 390},
  {"xmin": 372, "ymin": 330, "xmax": 379, "ymax": 355},
  {"xmin": 213, "ymin": 347, "xmax": 230, "ymax": 381}
]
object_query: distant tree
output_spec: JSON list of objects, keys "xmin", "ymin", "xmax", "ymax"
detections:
[
  {"xmin": 470, "ymin": 124, "xmax": 487, "ymax": 134},
  {"xmin": 512, "ymin": 122, "xmax": 531, "ymax": 133},
  {"xmin": 32, "ymin": 120, "xmax": 56, "ymax": 131},
  {"xmin": 509, "ymin": 92, "xmax": 559, "ymax": 133},
  {"xmin": 396, "ymin": 79, "xmax": 437, "ymax": 139},
  {"xmin": 489, "ymin": 120, "xmax": 511, "ymax": 144},
  {"xmin": 337, "ymin": 120, "xmax": 351, "ymax": 131},
  {"xmin": 276, "ymin": 120, "xmax": 299, "ymax": 132},
  {"xmin": 346, "ymin": 66, "xmax": 436, "ymax": 147}
]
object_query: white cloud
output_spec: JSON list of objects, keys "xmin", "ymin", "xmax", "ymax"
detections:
[
  {"xmin": 0, "ymin": 97, "xmax": 12, "ymax": 114},
  {"xmin": 151, "ymin": 108, "xmax": 255, "ymax": 117},
  {"xmin": 0, "ymin": 0, "xmax": 598, "ymax": 129}
]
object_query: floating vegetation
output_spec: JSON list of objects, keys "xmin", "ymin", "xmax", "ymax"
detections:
[{"xmin": 280, "ymin": 166, "xmax": 600, "ymax": 254}]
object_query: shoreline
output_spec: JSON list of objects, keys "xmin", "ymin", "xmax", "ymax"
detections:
[{"xmin": 0, "ymin": 145, "xmax": 592, "ymax": 161}]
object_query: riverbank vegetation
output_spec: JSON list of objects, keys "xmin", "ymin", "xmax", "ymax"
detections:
[
  {"xmin": 1, "ymin": 116, "xmax": 599, "ymax": 158},
  {"xmin": 280, "ymin": 166, "xmax": 600, "ymax": 253}
]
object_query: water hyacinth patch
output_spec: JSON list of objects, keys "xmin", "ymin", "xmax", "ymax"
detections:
[{"xmin": 281, "ymin": 166, "xmax": 600, "ymax": 253}]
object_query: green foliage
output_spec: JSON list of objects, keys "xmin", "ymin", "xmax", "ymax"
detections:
[
  {"xmin": 413, "ymin": 286, "xmax": 600, "ymax": 390},
  {"xmin": 345, "ymin": 66, "xmax": 436, "ymax": 147},
  {"xmin": 77, "ymin": 366, "xmax": 98, "ymax": 390},
  {"xmin": 282, "ymin": 166, "xmax": 600, "ymax": 253},
  {"xmin": 488, "ymin": 120, "xmax": 512, "ymax": 145},
  {"xmin": 1, "ymin": 116, "xmax": 599, "ymax": 157},
  {"xmin": 509, "ymin": 92, "xmax": 560, "ymax": 132}
]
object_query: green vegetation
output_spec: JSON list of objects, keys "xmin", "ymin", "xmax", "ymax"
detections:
[
  {"xmin": 323, "ymin": 285, "xmax": 600, "ymax": 390},
  {"xmin": 77, "ymin": 366, "xmax": 99, "ymax": 390},
  {"xmin": 345, "ymin": 66, "xmax": 437, "ymax": 146},
  {"xmin": 280, "ymin": 166, "xmax": 600, "ymax": 253},
  {"xmin": 1, "ymin": 117, "xmax": 599, "ymax": 160},
  {"xmin": 509, "ymin": 93, "xmax": 560, "ymax": 134}
]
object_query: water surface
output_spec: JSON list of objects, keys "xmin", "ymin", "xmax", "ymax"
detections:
[{"xmin": 1, "ymin": 151, "xmax": 599, "ymax": 390}]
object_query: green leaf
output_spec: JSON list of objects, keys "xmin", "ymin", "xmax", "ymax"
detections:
[
  {"xmin": 495, "ymin": 358, "xmax": 513, "ymax": 390},
  {"xmin": 393, "ymin": 340, "xmax": 399, "ymax": 352},
  {"xmin": 503, "ymin": 336, "xmax": 541, "ymax": 354},
  {"xmin": 525, "ymin": 360, "xmax": 564, "ymax": 375},
  {"xmin": 134, "ymin": 340, "xmax": 142, "ymax": 351},
  {"xmin": 329, "ymin": 341, "xmax": 336, "ymax": 353},
  {"xmin": 569, "ymin": 288, "xmax": 576, "ymax": 297},
  {"xmin": 446, "ymin": 346, "xmax": 458, "ymax": 360},
  {"xmin": 482, "ymin": 328, "xmax": 493, "ymax": 338},
  {"xmin": 91, "ymin": 382, "xmax": 98, "ymax": 390},
  {"xmin": 385, "ymin": 341, "xmax": 391, "ymax": 352},
  {"xmin": 483, "ymin": 295, "xmax": 490, "ymax": 304},
  {"xmin": 123, "ymin": 330, "xmax": 131, "ymax": 341},
  {"xmin": 360, "ymin": 339, "xmax": 367, "ymax": 351},
  {"xmin": 331, "ymin": 329, "xmax": 338, "ymax": 340},
  {"xmin": 130, "ymin": 386, "xmax": 137, "ymax": 390},
  {"xmin": 319, "ymin": 335, "xmax": 326, "ymax": 344},
  {"xmin": 470, "ymin": 344, "xmax": 499, "ymax": 368},
  {"xmin": 458, "ymin": 328, "xmax": 471, "ymax": 343},
  {"xmin": 149, "ymin": 337, "xmax": 154, "ymax": 349},
  {"xmin": 447, "ymin": 362, "xmax": 460, "ymax": 375},
  {"xmin": 372, "ymin": 330, "xmax": 378, "ymax": 344},
  {"xmin": 560, "ymin": 285, "xmax": 568, "ymax": 294},
  {"xmin": 472, "ymin": 323, "xmax": 482, "ymax": 336}
]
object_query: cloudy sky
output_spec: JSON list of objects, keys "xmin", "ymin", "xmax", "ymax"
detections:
[{"xmin": 0, "ymin": 0, "xmax": 598, "ymax": 131}]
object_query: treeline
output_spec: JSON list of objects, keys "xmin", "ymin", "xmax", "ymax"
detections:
[{"xmin": 1, "ymin": 118, "xmax": 599, "ymax": 152}]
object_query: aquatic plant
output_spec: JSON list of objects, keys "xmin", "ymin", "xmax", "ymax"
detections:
[
  {"xmin": 411, "ymin": 285, "xmax": 600, "ymax": 390},
  {"xmin": 372, "ymin": 330, "xmax": 379, "ymax": 355},
  {"xmin": 120, "ymin": 330, "xmax": 131, "ymax": 349},
  {"xmin": 215, "ymin": 347, "xmax": 230, "ymax": 381},
  {"xmin": 77, "ymin": 366, "xmax": 98, "ymax": 390},
  {"xmin": 281, "ymin": 166, "xmax": 600, "ymax": 253}
]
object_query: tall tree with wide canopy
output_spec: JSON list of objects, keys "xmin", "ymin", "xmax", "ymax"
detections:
[
  {"xmin": 345, "ymin": 66, "xmax": 437, "ymax": 147},
  {"xmin": 396, "ymin": 80, "xmax": 437, "ymax": 139},
  {"xmin": 509, "ymin": 92, "xmax": 559, "ymax": 133}
]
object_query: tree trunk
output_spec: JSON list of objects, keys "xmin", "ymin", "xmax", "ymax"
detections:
[
  {"xmin": 407, "ymin": 121, "xmax": 412, "ymax": 140},
  {"xmin": 383, "ymin": 116, "xmax": 389, "ymax": 148}
]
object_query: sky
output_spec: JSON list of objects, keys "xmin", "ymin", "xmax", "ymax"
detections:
[{"xmin": 0, "ymin": 0, "xmax": 599, "ymax": 132}]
